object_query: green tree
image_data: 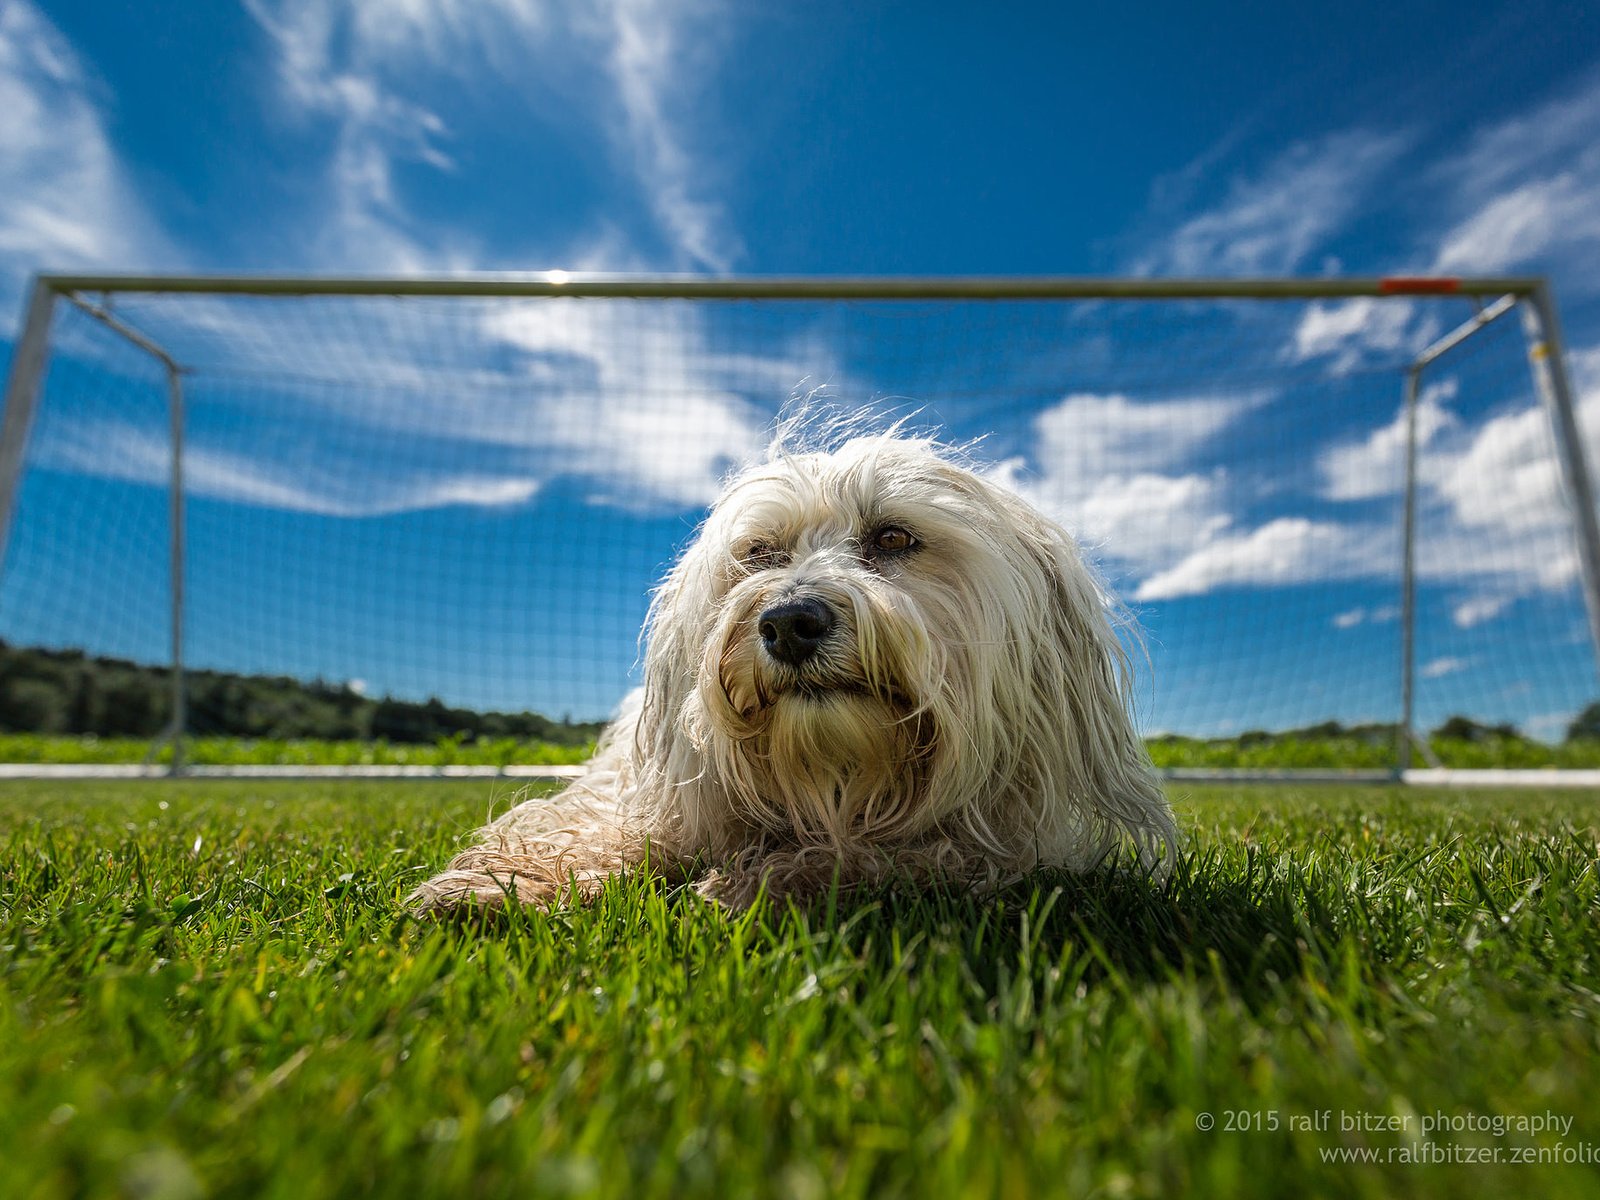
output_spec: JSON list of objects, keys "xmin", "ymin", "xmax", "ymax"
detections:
[
  {"xmin": 1566, "ymin": 701, "xmax": 1600, "ymax": 742},
  {"xmin": 1432, "ymin": 715, "xmax": 1520, "ymax": 743}
]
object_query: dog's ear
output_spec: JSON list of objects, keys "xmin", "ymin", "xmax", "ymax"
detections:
[
  {"xmin": 624, "ymin": 532, "xmax": 732, "ymax": 849},
  {"xmin": 634, "ymin": 538, "xmax": 707, "ymax": 749},
  {"xmin": 1009, "ymin": 501, "xmax": 1178, "ymax": 875}
]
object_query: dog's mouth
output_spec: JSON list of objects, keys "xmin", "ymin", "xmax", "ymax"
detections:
[
  {"xmin": 767, "ymin": 670, "xmax": 911, "ymax": 710},
  {"xmin": 792, "ymin": 677, "xmax": 865, "ymax": 702}
]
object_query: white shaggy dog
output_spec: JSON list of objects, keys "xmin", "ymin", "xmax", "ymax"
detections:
[{"xmin": 411, "ymin": 423, "xmax": 1176, "ymax": 913}]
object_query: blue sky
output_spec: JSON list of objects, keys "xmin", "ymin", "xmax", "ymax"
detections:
[{"xmin": 4, "ymin": 1, "xmax": 1600, "ymax": 739}]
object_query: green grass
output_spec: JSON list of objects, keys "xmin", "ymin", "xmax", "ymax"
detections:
[
  {"xmin": 1146, "ymin": 732, "xmax": 1600, "ymax": 770},
  {"xmin": 0, "ymin": 733, "xmax": 594, "ymax": 767},
  {"xmin": 2, "ymin": 782, "xmax": 1598, "ymax": 1198},
  {"xmin": 12, "ymin": 730, "xmax": 1600, "ymax": 771}
]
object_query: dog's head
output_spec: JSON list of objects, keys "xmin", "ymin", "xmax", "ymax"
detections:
[{"xmin": 632, "ymin": 427, "xmax": 1174, "ymax": 873}]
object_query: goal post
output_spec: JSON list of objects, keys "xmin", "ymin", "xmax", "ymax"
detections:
[{"xmin": 1, "ymin": 272, "xmax": 1596, "ymax": 782}]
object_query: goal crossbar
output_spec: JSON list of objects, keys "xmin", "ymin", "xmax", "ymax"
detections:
[{"xmin": 12, "ymin": 270, "xmax": 1554, "ymax": 301}]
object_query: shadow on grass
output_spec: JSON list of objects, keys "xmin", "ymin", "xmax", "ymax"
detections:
[
  {"xmin": 410, "ymin": 843, "xmax": 1340, "ymax": 1010},
  {"xmin": 778, "ymin": 848, "xmax": 1333, "ymax": 1007}
]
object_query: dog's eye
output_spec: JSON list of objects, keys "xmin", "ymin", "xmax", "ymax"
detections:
[
  {"xmin": 741, "ymin": 542, "xmax": 785, "ymax": 570},
  {"xmin": 870, "ymin": 526, "xmax": 918, "ymax": 555}
]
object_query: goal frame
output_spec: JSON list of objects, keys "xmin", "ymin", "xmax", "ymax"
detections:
[{"xmin": 2, "ymin": 271, "xmax": 1596, "ymax": 784}]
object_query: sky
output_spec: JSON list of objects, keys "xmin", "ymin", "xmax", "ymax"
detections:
[{"xmin": 4, "ymin": 0, "xmax": 1600, "ymax": 739}]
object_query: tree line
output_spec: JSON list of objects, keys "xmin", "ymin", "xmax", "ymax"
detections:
[
  {"xmin": 1148, "ymin": 710, "xmax": 1600, "ymax": 750},
  {"xmin": 0, "ymin": 641, "xmax": 603, "ymax": 745},
  {"xmin": 6, "ymin": 639, "xmax": 1600, "ymax": 749}
]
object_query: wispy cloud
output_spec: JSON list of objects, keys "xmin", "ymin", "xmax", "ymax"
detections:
[
  {"xmin": 7, "ymin": 0, "xmax": 762, "ymax": 517},
  {"xmin": 1420, "ymin": 655, "xmax": 1469, "ymax": 680},
  {"xmin": 1435, "ymin": 173, "xmax": 1600, "ymax": 276},
  {"xmin": 1125, "ymin": 71, "xmax": 1600, "ymax": 291},
  {"xmin": 1332, "ymin": 607, "xmax": 1366, "ymax": 629},
  {"xmin": 1429, "ymin": 74, "xmax": 1600, "ymax": 282},
  {"xmin": 474, "ymin": 301, "xmax": 782, "ymax": 508},
  {"xmin": 39, "ymin": 294, "xmax": 832, "ymax": 517},
  {"xmin": 1333, "ymin": 605, "xmax": 1398, "ymax": 630},
  {"xmin": 1290, "ymin": 298, "xmax": 1442, "ymax": 376},
  {"xmin": 35, "ymin": 416, "xmax": 543, "ymax": 518},
  {"xmin": 243, "ymin": 0, "xmax": 739, "ymax": 272},
  {"xmin": 588, "ymin": 0, "xmax": 740, "ymax": 271},
  {"xmin": 243, "ymin": 0, "xmax": 475, "ymax": 272},
  {"xmin": 1128, "ymin": 129, "xmax": 1410, "ymax": 276},
  {"xmin": 0, "ymin": 2, "xmax": 177, "ymax": 314}
]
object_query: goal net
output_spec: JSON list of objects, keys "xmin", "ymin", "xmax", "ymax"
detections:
[{"xmin": 1, "ymin": 275, "xmax": 1596, "ymax": 773}]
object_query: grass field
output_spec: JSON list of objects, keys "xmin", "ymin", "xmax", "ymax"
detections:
[
  {"xmin": 8, "ymin": 730, "xmax": 1600, "ymax": 770},
  {"xmin": 2, "ymin": 781, "xmax": 1598, "ymax": 1198},
  {"xmin": 0, "ymin": 733, "xmax": 593, "ymax": 767}
]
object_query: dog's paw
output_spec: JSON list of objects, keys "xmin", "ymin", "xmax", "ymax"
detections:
[
  {"xmin": 692, "ymin": 866, "xmax": 781, "ymax": 909},
  {"xmin": 406, "ymin": 870, "xmax": 519, "ymax": 921},
  {"xmin": 405, "ymin": 868, "xmax": 603, "ymax": 920}
]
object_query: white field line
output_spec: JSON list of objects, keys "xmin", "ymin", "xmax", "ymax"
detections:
[
  {"xmin": 1166, "ymin": 768, "xmax": 1600, "ymax": 787},
  {"xmin": 1402, "ymin": 768, "xmax": 1600, "ymax": 788},
  {"xmin": 2, "ymin": 764, "xmax": 1596, "ymax": 787},
  {"xmin": 1162, "ymin": 768, "xmax": 1397, "ymax": 783}
]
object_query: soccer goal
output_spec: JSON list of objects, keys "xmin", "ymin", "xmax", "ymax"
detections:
[{"xmin": 1, "ymin": 272, "xmax": 1596, "ymax": 783}]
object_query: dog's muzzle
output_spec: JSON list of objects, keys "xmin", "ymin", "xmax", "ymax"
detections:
[{"xmin": 758, "ymin": 596, "xmax": 835, "ymax": 666}]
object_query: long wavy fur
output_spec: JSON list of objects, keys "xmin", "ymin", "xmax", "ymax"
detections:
[{"xmin": 410, "ymin": 419, "xmax": 1177, "ymax": 913}]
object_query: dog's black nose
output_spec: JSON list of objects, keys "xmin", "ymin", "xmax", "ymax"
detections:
[{"xmin": 758, "ymin": 597, "xmax": 835, "ymax": 666}]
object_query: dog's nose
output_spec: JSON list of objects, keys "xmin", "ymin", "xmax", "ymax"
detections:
[{"xmin": 758, "ymin": 597, "xmax": 835, "ymax": 666}]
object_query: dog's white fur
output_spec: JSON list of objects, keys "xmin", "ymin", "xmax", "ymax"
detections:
[{"xmin": 411, "ymin": 422, "xmax": 1177, "ymax": 912}]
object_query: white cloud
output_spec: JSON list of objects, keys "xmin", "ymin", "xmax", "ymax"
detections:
[
  {"xmin": 591, "ymin": 0, "xmax": 740, "ymax": 271},
  {"xmin": 13, "ymin": 0, "xmax": 781, "ymax": 520},
  {"xmin": 1135, "ymin": 516, "xmax": 1389, "ymax": 602},
  {"xmin": 1405, "ymin": 390, "xmax": 1591, "ymax": 617},
  {"xmin": 1029, "ymin": 391, "xmax": 1253, "ymax": 476},
  {"xmin": 1330, "ymin": 603, "xmax": 1400, "ymax": 631},
  {"xmin": 243, "ymin": 0, "xmax": 475, "ymax": 273},
  {"xmin": 1433, "ymin": 401, "xmax": 1565, "ymax": 535},
  {"xmin": 243, "ymin": 0, "xmax": 738, "ymax": 272},
  {"xmin": 0, "ymin": 3, "xmax": 177, "ymax": 312},
  {"xmin": 1453, "ymin": 595, "xmax": 1512, "ymax": 628},
  {"xmin": 992, "ymin": 375, "xmax": 1586, "ymax": 611},
  {"xmin": 1129, "ymin": 129, "xmax": 1409, "ymax": 275},
  {"xmin": 36, "ymin": 293, "xmax": 826, "ymax": 517},
  {"xmin": 1319, "ymin": 379, "xmax": 1457, "ymax": 501},
  {"xmin": 992, "ymin": 390, "xmax": 1261, "ymax": 574},
  {"xmin": 1291, "ymin": 298, "xmax": 1442, "ymax": 376},
  {"xmin": 475, "ymin": 302, "xmax": 780, "ymax": 508},
  {"xmin": 1436, "ymin": 174, "xmax": 1600, "ymax": 275},
  {"xmin": 1127, "ymin": 77, "xmax": 1600, "ymax": 288},
  {"xmin": 1439, "ymin": 77, "xmax": 1600, "ymax": 201},
  {"xmin": 1429, "ymin": 76, "xmax": 1600, "ymax": 283},
  {"xmin": 1420, "ymin": 656, "xmax": 1469, "ymax": 680},
  {"xmin": 34, "ymin": 417, "xmax": 542, "ymax": 517},
  {"xmin": 1306, "ymin": 352, "xmax": 1600, "ymax": 625}
]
